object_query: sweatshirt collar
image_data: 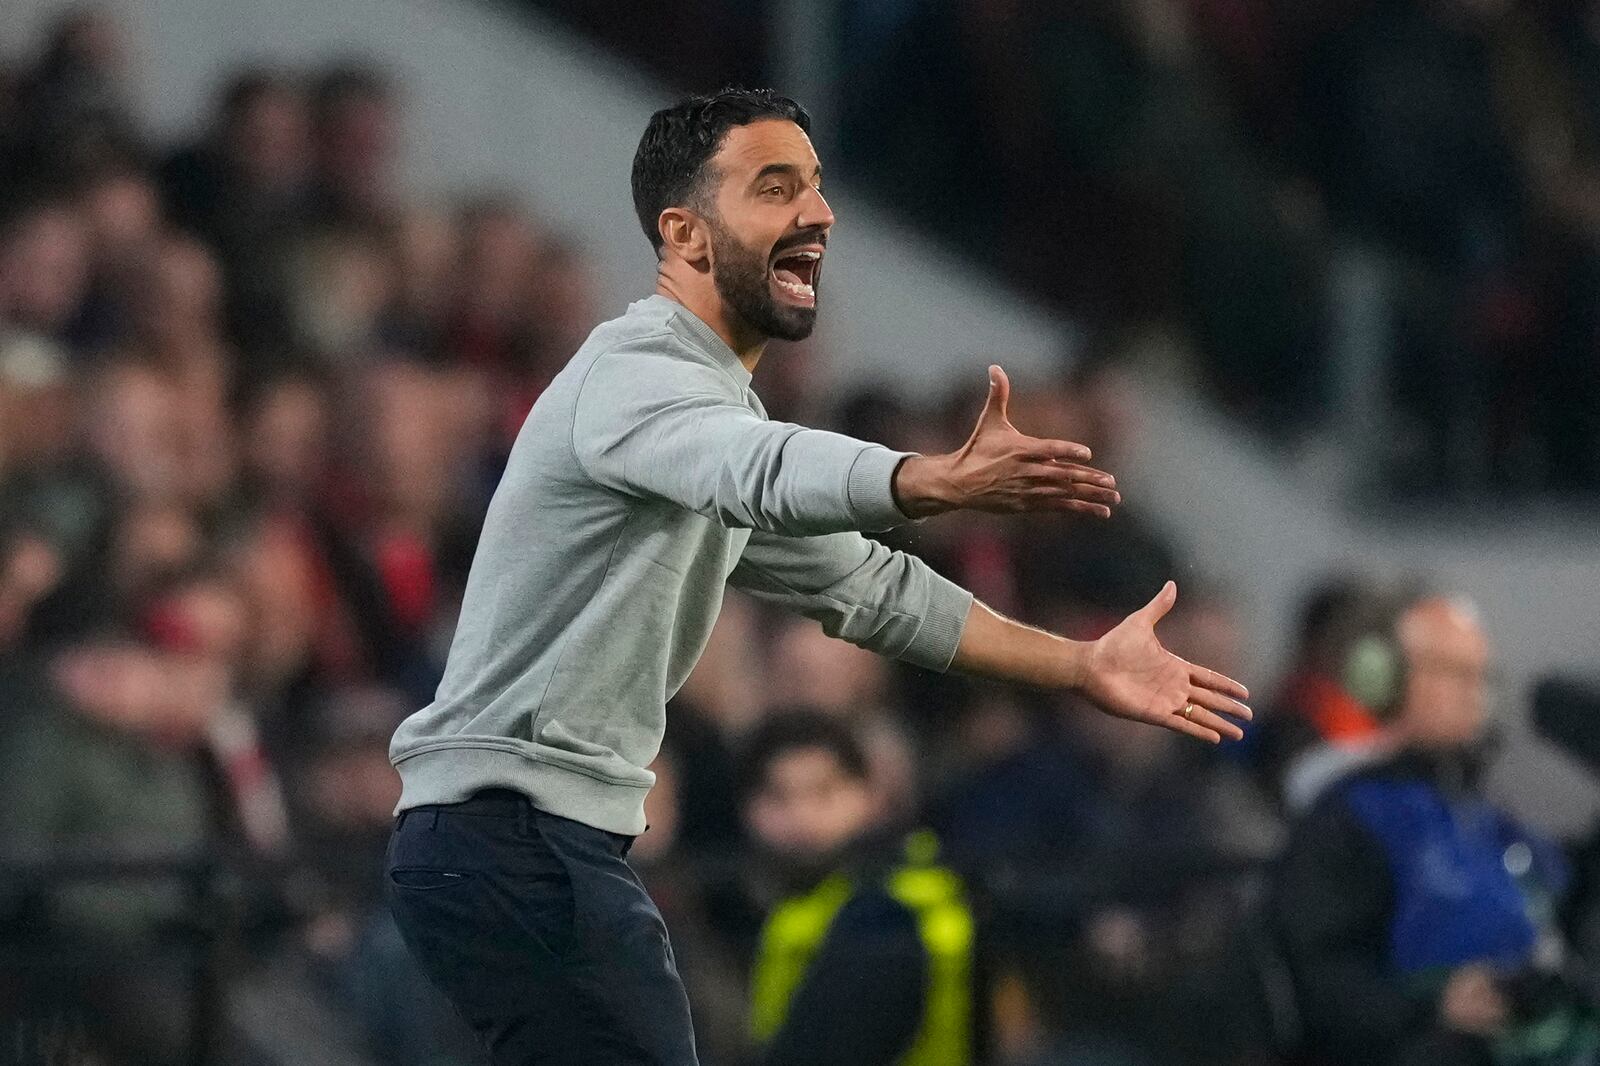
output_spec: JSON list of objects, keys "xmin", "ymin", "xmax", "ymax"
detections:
[{"xmin": 642, "ymin": 294, "xmax": 753, "ymax": 386}]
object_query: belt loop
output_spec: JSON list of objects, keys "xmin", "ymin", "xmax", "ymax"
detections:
[
  {"xmin": 430, "ymin": 809, "xmax": 440, "ymax": 830},
  {"xmin": 518, "ymin": 797, "xmax": 532, "ymax": 839}
]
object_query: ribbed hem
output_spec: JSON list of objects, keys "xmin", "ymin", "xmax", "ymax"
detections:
[
  {"xmin": 847, "ymin": 446, "xmax": 913, "ymax": 530},
  {"xmin": 393, "ymin": 743, "xmax": 652, "ymax": 836},
  {"xmin": 899, "ymin": 571, "xmax": 974, "ymax": 673}
]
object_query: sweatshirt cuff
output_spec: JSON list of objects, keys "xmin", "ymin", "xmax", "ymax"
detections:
[
  {"xmin": 846, "ymin": 446, "xmax": 913, "ymax": 530},
  {"xmin": 898, "ymin": 572, "xmax": 974, "ymax": 673}
]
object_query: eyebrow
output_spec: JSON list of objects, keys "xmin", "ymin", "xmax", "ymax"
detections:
[{"xmin": 751, "ymin": 162, "xmax": 823, "ymax": 186}]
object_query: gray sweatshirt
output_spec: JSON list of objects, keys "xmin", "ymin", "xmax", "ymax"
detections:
[{"xmin": 390, "ymin": 294, "xmax": 974, "ymax": 834}]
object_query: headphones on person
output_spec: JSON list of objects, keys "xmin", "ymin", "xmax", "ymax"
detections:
[
  {"xmin": 1342, "ymin": 628, "xmax": 1407, "ymax": 721},
  {"xmin": 1337, "ymin": 588, "xmax": 1427, "ymax": 722}
]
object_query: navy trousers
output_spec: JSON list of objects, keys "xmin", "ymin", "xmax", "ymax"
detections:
[{"xmin": 385, "ymin": 789, "xmax": 699, "ymax": 1065}]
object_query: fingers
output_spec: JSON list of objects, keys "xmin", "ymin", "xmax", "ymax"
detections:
[
  {"xmin": 1030, "ymin": 475, "xmax": 1120, "ymax": 505},
  {"xmin": 979, "ymin": 365, "xmax": 1012, "ymax": 429},
  {"xmin": 1022, "ymin": 460, "xmax": 1116, "ymax": 488},
  {"xmin": 1062, "ymin": 484, "xmax": 1122, "ymax": 508},
  {"xmin": 1034, "ymin": 488, "xmax": 1118, "ymax": 517},
  {"xmin": 1020, "ymin": 437, "xmax": 1094, "ymax": 464},
  {"xmin": 1181, "ymin": 702, "xmax": 1247, "ymax": 741},
  {"xmin": 1133, "ymin": 580, "xmax": 1178, "ymax": 624},
  {"xmin": 1187, "ymin": 686, "xmax": 1253, "ymax": 724},
  {"xmin": 995, "ymin": 462, "xmax": 1121, "ymax": 516},
  {"xmin": 1159, "ymin": 713, "xmax": 1224, "ymax": 745},
  {"xmin": 1054, "ymin": 499, "xmax": 1114, "ymax": 519},
  {"xmin": 1189, "ymin": 663, "xmax": 1250, "ymax": 701}
]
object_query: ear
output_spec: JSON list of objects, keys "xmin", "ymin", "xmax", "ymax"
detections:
[{"xmin": 658, "ymin": 207, "xmax": 710, "ymax": 268}]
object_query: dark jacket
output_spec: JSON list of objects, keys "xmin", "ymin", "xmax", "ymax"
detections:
[
  {"xmin": 1270, "ymin": 749, "xmax": 1568, "ymax": 1065},
  {"xmin": 754, "ymin": 827, "xmax": 937, "ymax": 1066}
]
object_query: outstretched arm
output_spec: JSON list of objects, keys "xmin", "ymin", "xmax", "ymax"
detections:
[
  {"xmin": 574, "ymin": 342, "xmax": 1119, "ymax": 537},
  {"xmin": 951, "ymin": 581, "xmax": 1252, "ymax": 743},
  {"xmin": 730, "ymin": 521, "xmax": 1247, "ymax": 742}
]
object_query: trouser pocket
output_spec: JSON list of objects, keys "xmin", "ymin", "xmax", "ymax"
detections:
[
  {"xmin": 390, "ymin": 868, "xmax": 475, "ymax": 890},
  {"xmin": 386, "ymin": 811, "xmax": 577, "ymax": 967}
]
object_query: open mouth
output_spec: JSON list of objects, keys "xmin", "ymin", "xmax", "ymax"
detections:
[{"xmin": 770, "ymin": 247, "xmax": 822, "ymax": 305}]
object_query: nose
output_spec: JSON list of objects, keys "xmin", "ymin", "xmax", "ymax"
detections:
[{"xmin": 797, "ymin": 185, "xmax": 835, "ymax": 232}]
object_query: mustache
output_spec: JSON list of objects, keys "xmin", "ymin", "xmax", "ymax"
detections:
[{"xmin": 770, "ymin": 230, "xmax": 828, "ymax": 260}]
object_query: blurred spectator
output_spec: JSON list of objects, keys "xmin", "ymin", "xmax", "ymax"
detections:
[
  {"xmin": 0, "ymin": 200, "xmax": 92, "ymax": 345},
  {"xmin": 287, "ymin": 226, "xmax": 398, "ymax": 365},
  {"xmin": 739, "ymin": 710, "xmax": 977, "ymax": 1066},
  {"xmin": 630, "ymin": 735, "xmax": 750, "ymax": 1066},
  {"xmin": 1247, "ymin": 575, "xmax": 1391, "ymax": 811},
  {"xmin": 1298, "ymin": 0, "xmax": 1531, "ymax": 489},
  {"xmin": 675, "ymin": 589, "xmax": 765, "ymax": 735},
  {"xmin": 0, "ymin": 633, "xmax": 237, "ymax": 1064},
  {"xmin": 0, "ymin": 522, "xmax": 65, "ymax": 652},
  {"xmin": 307, "ymin": 62, "xmax": 401, "ymax": 231},
  {"xmin": 525, "ymin": 234, "xmax": 602, "ymax": 370},
  {"xmin": 1271, "ymin": 594, "xmax": 1597, "ymax": 1065},
  {"xmin": 986, "ymin": 902, "xmax": 1159, "ymax": 1066},
  {"xmin": 0, "ymin": 463, "xmax": 106, "ymax": 651},
  {"xmin": 68, "ymin": 162, "xmax": 163, "ymax": 352},
  {"xmin": 289, "ymin": 684, "xmax": 409, "ymax": 916},
  {"xmin": 3, "ymin": 9, "xmax": 140, "ymax": 197},
  {"xmin": 238, "ymin": 366, "xmax": 333, "ymax": 508},
  {"xmin": 1497, "ymin": 0, "xmax": 1600, "ymax": 490},
  {"xmin": 444, "ymin": 194, "xmax": 543, "ymax": 374},
  {"xmin": 78, "ymin": 358, "xmax": 187, "ymax": 501},
  {"xmin": 110, "ymin": 498, "xmax": 205, "ymax": 612},
  {"xmin": 159, "ymin": 68, "xmax": 312, "ymax": 358},
  {"xmin": 381, "ymin": 204, "xmax": 459, "ymax": 360},
  {"xmin": 0, "ymin": 458, "xmax": 117, "ymax": 644},
  {"xmin": 766, "ymin": 615, "xmax": 922, "ymax": 821},
  {"xmin": 1009, "ymin": 357, "xmax": 1181, "ymax": 623},
  {"xmin": 286, "ymin": 683, "xmax": 479, "ymax": 1066}
]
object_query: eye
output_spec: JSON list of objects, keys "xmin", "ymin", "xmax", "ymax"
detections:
[{"xmin": 762, "ymin": 185, "xmax": 784, "ymax": 198}]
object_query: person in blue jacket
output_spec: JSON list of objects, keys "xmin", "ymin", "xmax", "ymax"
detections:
[{"xmin": 1272, "ymin": 593, "xmax": 1595, "ymax": 1066}]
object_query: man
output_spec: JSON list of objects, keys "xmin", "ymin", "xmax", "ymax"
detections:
[
  {"xmin": 1272, "ymin": 595, "xmax": 1590, "ymax": 1066},
  {"xmin": 385, "ymin": 87, "xmax": 1250, "ymax": 1066},
  {"xmin": 0, "ymin": 623, "xmax": 245, "ymax": 1065},
  {"xmin": 740, "ymin": 710, "xmax": 972, "ymax": 1066}
]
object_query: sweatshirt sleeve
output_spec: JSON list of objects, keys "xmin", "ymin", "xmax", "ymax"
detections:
[
  {"xmin": 570, "ymin": 335, "xmax": 910, "ymax": 535},
  {"xmin": 729, "ymin": 529, "xmax": 973, "ymax": 672}
]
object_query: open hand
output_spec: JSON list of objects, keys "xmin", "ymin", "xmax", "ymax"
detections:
[
  {"xmin": 1081, "ymin": 581, "xmax": 1252, "ymax": 743},
  {"xmin": 893, "ymin": 365, "xmax": 1122, "ymax": 519}
]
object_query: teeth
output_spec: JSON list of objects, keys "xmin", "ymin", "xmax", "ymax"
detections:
[{"xmin": 775, "ymin": 277, "xmax": 814, "ymax": 298}]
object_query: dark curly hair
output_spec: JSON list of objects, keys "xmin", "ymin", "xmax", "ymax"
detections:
[
  {"xmin": 735, "ymin": 707, "xmax": 868, "ymax": 803},
  {"xmin": 631, "ymin": 87, "xmax": 810, "ymax": 256}
]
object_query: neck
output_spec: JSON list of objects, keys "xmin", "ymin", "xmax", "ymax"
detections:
[{"xmin": 654, "ymin": 267, "xmax": 767, "ymax": 373}]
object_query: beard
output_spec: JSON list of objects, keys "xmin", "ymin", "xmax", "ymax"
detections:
[{"xmin": 708, "ymin": 219, "xmax": 818, "ymax": 342}]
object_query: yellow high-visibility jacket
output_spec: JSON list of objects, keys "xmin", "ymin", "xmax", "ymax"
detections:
[{"xmin": 749, "ymin": 831, "xmax": 974, "ymax": 1066}]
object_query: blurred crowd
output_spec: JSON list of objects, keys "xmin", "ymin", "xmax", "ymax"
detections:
[
  {"xmin": 4, "ymin": 7, "xmax": 1600, "ymax": 1066},
  {"xmin": 550, "ymin": 0, "xmax": 1600, "ymax": 497}
]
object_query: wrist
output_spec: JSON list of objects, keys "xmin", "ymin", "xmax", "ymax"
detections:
[
  {"xmin": 1061, "ymin": 637, "xmax": 1095, "ymax": 693},
  {"xmin": 892, "ymin": 454, "xmax": 955, "ymax": 518}
]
